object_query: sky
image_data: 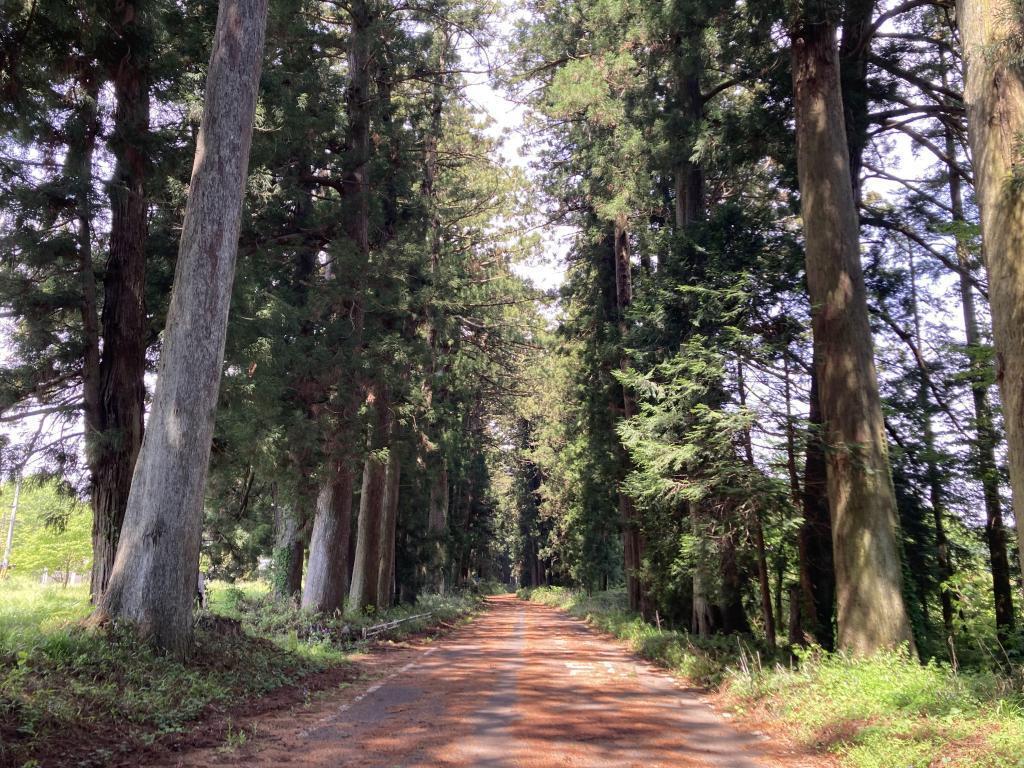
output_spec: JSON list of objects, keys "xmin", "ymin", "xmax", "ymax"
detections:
[{"xmin": 460, "ymin": 10, "xmax": 572, "ymax": 295}]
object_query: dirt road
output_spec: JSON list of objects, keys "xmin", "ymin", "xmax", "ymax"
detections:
[{"xmin": 162, "ymin": 595, "xmax": 799, "ymax": 767}]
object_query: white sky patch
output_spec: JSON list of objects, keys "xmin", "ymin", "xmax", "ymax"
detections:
[{"xmin": 461, "ymin": 5, "xmax": 571, "ymax": 295}]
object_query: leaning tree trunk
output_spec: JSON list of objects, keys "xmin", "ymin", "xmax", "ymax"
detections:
[
  {"xmin": 957, "ymin": 0, "xmax": 1024, "ymax": 587},
  {"xmin": 791, "ymin": 19, "xmax": 912, "ymax": 654},
  {"xmin": 92, "ymin": 0, "xmax": 268, "ymax": 655},
  {"xmin": 376, "ymin": 443, "xmax": 401, "ymax": 608},
  {"xmin": 89, "ymin": 0, "xmax": 150, "ymax": 602},
  {"xmin": 302, "ymin": 467, "xmax": 354, "ymax": 612}
]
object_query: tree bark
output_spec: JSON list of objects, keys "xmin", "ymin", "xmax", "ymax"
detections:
[
  {"xmin": 300, "ymin": 0, "xmax": 376, "ymax": 611},
  {"xmin": 427, "ymin": 463, "xmax": 449, "ymax": 592},
  {"xmin": 89, "ymin": 0, "xmax": 151, "ymax": 602},
  {"xmin": 376, "ymin": 442, "xmax": 401, "ymax": 607},
  {"xmin": 69, "ymin": 70, "xmax": 104, "ymax": 592},
  {"xmin": 672, "ymin": 68, "xmax": 704, "ymax": 228},
  {"xmin": 798, "ymin": 368, "xmax": 836, "ymax": 649},
  {"xmin": 691, "ymin": 514, "xmax": 714, "ymax": 637},
  {"xmin": 944, "ymin": 125, "xmax": 1017, "ymax": 642},
  {"xmin": 349, "ymin": 387, "xmax": 391, "ymax": 611},
  {"xmin": 955, "ymin": 0, "xmax": 1024, "ymax": 589},
  {"xmin": 92, "ymin": 0, "xmax": 268, "ymax": 655},
  {"xmin": 612, "ymin": 216, "xmax": 648, "ymax": 617},
  {"xmin": 302, "ymin": 466, "xmax": 354, "ymax": 612},
  {"xmin": 838, "ymin": 0, "xmax": 876, "ymax": 204},
  {"xmin": 421, "ymin": 27, "xmax": 452, "ymax": 596},
  {"xmin": 273, "ymin": 493, "xmax": 307, "ymax": 598},
  {"xmin": 719, "ymin": 527, "xmax": 750, "ymax": 634},
  {"xmin": 791, "ymin": 19, "xmax": 912, "ymax": 654}
]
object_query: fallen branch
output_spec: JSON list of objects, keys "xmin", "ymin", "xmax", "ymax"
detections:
[{"xmin": 361, "ymin": 612, "xmax": 433, "ymax": 640}]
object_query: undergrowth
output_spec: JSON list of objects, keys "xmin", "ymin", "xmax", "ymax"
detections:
[
  {"xmin": 0, "ymin": 576, "xmax": 483, "ymax": 768},
  {"xmin": 523, "ymin": 586, "xmax": 1024, "ymax": 768}
]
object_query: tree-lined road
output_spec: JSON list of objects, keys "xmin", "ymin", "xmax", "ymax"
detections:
[{"xmin": 165, "ymin": 597, "xmax": 792, "ymax": 767}]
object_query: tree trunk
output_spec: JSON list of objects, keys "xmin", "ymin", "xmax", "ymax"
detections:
[
  {"xmin": 949, "ymin": 0, "xmax": 1024, "ymax": 606},
  {"xmin": 907, "ymin": 250, "xmax": 955, "ymax": 640},
  {"xmin": 89, "ymin": 0, "xmax": 151, "ymax": 602},
  {"xmin": 302, "ymin": 465, "xmax": 354, "ymax": 612},
  {"xmin": 719, "ymin": 528, "xmax": 750, "ymax": 634},
  {"xmin": 691, "ymin": 512, "xmax": 714, "ymax": 637},
  {"xmin": 946, "ymin": 142, "xmax": 1016, "ymax": 643},
  {"xmin": 301, "ymin": 0, "xmax": 376, "ymax": 610},
  {"xmin": 68, "ymin": 70, "xmax": 104, "ymax": 596},
  {"xmin": 92, "ymin": 0, "xmax": 268, "ymax": 655},
  {"xmin": 427, "ymin": 463, "xmax": 449, "ymax": 592},
  {"xmin": 273, "ymin": 493, "xmax": 306, "ymax": 598},
  {"xmin": 738, "ymin": 360, "xmax": 776, "ymax": 647},
  {"xmin": 672, "ymin": 67, "xmax": 704, "ymax": 228},
  {"xmin": 787, "ymin": 583, "xmax": 802, "ymax": 646},
  {"xmin": 798, "ymin": 369, "xmax": 836, "ymax": 649},
  {"xmin": 349, "ymin": 388, "xmax": 391, "ymax": 611},
  {"xmin": 376, "ymin": 439, "xmax": 401, "ymax": 608},
  {"xmin": 791, "ymin": 19, "xmax": 912, "ymax": 654},
  {"xmin": 613, "ymin": 216, "xmax": 647, "ymax": 617},
  {"xmin": 0, "ymin": 478, "xmax": 21, "ymax": 575},
  {"xmin": 838, "ymin": 0, "xmax": 876, "ymax": 204}
]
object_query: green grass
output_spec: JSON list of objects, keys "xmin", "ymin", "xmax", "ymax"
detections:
[
  {"xmin": 726, "ymin": 652, "xmax": 1024, "ymax": 768},
  {"xmin": 0, "ymin": 577, "xmax": 93, "ymax": 657},
  {"xmin": 1, "ymin": 576, "xmax": 483, "ymax": 768},
  {"xmin": 523, "ymin": 586, "xmax": 1024, "ymax": 768}
]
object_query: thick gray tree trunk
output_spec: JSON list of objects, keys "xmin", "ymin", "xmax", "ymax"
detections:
[
  {"xmin": 791, "ymin": 19, "xmax": 913, "ymax": 654},
  {"xmin": 92, "ymin": 0, "xmax": 268, "ymax": 655},
  {"xmin": 301, "ymin": 467, "xmax": 354, "ymax": 612},
  {"xmin": 957, "ymin": 0, "xmax": 1024, "ymax": 587}
]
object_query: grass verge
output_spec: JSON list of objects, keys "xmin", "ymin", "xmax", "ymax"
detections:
[
  {"xmin": 522, "ymin": 586, "xmax": 1024, "ymax": 768},
  {"xmin": 1, "ymin": 577, "xmax": 484, "ymax": 768}
]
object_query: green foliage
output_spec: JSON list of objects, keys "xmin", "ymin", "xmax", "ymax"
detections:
[{"xmin": 0, "ymin": 479, "xmax": 91, "ymax": 579}]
